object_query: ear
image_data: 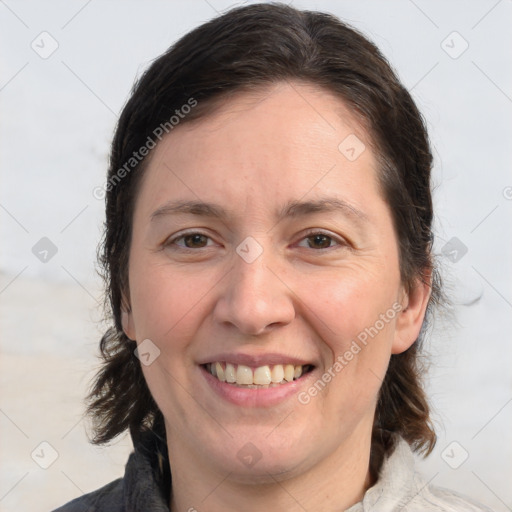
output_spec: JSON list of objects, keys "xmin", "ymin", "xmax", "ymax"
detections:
[
  {"xmin": 392, "ymin": 273, "xmax": 431, "ymax": 355},
  {"xmin": 121, "ymin": 294, "xmax": 137, "ymax": 341}
]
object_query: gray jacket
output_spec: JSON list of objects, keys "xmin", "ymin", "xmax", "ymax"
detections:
[{"xmin": 53, "ymin": 431, "xmax": 491, "ymax": 511}]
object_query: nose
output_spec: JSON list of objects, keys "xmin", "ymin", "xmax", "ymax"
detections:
[{"xmin": 213, "ymin": 248, "xmax": 296, "ymax": 336}]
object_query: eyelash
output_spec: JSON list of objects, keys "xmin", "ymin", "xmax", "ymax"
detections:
[{"xmin": 165, "ymin": 229, "xmax": 347, "ymax": 251}]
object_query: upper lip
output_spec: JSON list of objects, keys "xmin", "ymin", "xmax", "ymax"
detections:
[{"xmin": 197, "ymin": 352, "xmax": 315, "ymax": 368}]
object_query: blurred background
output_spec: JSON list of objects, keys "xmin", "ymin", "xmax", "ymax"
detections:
[{"xmin": 0, "ymin": 0, "xmax": 511, "ymax": 510}]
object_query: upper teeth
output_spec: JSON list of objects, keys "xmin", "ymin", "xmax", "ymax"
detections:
[{"xmin": 208, "ymin": 362, "xmax": 306, "ymax": 386}]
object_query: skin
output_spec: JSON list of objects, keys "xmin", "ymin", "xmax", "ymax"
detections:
[{"xmin": 122, "ymin": 81, "xmax": 431, "ymax": 512}]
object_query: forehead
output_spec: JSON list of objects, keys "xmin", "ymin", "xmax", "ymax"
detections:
[
  {"xmin": 180, "ymin": 81, "xmax": 369, "ymax": 152},
  {"xmin": 137, "ymin": 81, "xmax": 380, "ymax": 216}
]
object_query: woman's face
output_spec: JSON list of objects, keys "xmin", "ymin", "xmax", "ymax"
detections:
[{"xmin": 124, "ymin": 82, "xmax": 428, "ymax": 482}]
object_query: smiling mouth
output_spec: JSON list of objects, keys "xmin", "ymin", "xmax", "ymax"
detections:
[{"xmin": 202, "ymin": 362, "xmax": 315, "ymax": 388}]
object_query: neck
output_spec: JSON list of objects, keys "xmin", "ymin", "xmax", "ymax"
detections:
[{"xmin": 167, "ymin": 427, "xmax": 375, "ymax": 512}]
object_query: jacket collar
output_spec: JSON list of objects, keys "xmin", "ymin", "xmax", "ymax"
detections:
[
  {"xmin": 123, "ymin": 427, "xmax": 171, "ymax": 511},
  {"xmin": 123, "ymin": 427, "xmax": 408, "ymax": 511},
  {"xmin": 346, "ymin": 437, "xmax": 415, "ymax": 512}
]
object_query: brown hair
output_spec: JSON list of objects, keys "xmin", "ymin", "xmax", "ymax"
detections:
[{"xmin": 88, "ymin": 2, "xmax": 439, "ymax": 467}]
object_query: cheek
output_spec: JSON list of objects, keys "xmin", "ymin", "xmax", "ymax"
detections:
[
  {"xmin": 299, "ymin": 267, "xmax": 400, "ymax": 407},
  {"xmin": 308, "ymin": 267, "xmax": 399, "ymax": 345},
  {"xmin": 128, "ymin": 255, "xmax": 211, "ymax": 344},
  {"xmin": 128, "ymin": 257, "xmax": 213, "ymax": 414}
]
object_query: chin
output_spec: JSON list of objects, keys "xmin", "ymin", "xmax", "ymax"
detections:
[
  {"xmin": 208, "ymin": 431, "xmax": 317, "ymax": 483},
  {"xmin": 221, "ymin": 454, "xmax": 306, "ymax": 485}
]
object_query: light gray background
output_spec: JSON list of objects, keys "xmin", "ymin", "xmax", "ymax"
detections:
[{"xmin": 1, "ymin": 1, "xmax": 511, "ymax": 510}]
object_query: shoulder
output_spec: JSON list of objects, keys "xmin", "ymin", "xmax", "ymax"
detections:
[
  {"xmin": 51, "ymin": 428, "xmax": 171, "ymax": 512},
  {"xmin": 396, "ymin": 442, "xmax": 493, "ymax": 512},
  {"xmin": 409, "ymin": 476, "xmax": 494, "ymax": 512},
  {"xmin": 51, "ymin": 477, "xmax": 123, "ymax": 512},
  {"xmin": 358, "ymin": 437, "xmax": 493, "ymax": 512}
]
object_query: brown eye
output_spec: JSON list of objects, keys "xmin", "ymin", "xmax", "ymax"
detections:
[
  {"xmin": 305, "ymin": 234, "xmax": 335, "ymax": 249},
  {"xmin": 296, "ymin": 231, "xmax": 343, "ymax": 251},
  {"xmin": 181, "ymin": 234, "xmax": 209, "ymax": 248},
  {"xmin": 168, "ymin": 232, "xmax": 213, "ymax": 249}
]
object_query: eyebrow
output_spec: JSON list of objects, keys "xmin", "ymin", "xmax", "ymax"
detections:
[
  {"xmin": 278, "ymin": 198, "xmax": 369, "ymax": 223},
  {"xmin": 150, "ymin": 198, "xmax": 369, "ymax": 224},
  {"xmin": 151, "ymin": 200, "xmax": 227, "ymax": 220}
]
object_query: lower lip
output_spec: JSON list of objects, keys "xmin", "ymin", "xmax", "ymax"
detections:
[{"xmin": 200, "ymin": 365, "xmax": 316, "ymax": 407}]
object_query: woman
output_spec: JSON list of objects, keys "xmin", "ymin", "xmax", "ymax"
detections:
[{"xmin": 55, "ymin": 3, "xmax": 491, "ymax": 511}]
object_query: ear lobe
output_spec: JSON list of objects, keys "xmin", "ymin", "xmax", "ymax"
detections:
[
  {"xmin": 392, "ymin": 275, "xmax": 432, "ymax": 355},
  {"xmin": 121, "ymin": 305, "xmax": 136, "ymax": 341},
  {"xmin": 120, "ymin": 287, "xmax": 137, "ymax": 340}
]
